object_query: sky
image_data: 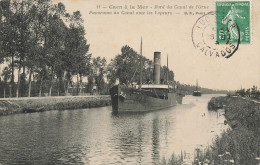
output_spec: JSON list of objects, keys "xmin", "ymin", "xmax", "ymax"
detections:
[{"xmin": 4, "ymin": 0, "xmax": 260, "ymax": 90}]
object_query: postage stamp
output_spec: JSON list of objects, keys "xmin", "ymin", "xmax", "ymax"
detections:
[
  {"xmin": 192, "ymin": 11, "xmax": 240, "ymax": 58},
  {"xmin": 216, "ymin": 1, "xmax": 250, "ymax": 44}
]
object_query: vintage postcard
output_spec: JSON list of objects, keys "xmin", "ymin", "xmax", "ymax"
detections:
[{"xmin": 0, "ymin": 0, "xmax": 259, "ymax": 164}]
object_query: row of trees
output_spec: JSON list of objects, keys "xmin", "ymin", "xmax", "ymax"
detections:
[
  {"xmin": 0, "ymin": 0, "xmax": 94, "ymax": 97},
  {"xmin": 0, "ymin": 1, "xmax": 174, "ymax": 98},
  {"xmin": 235, "ymin": 85, "xmax": 260, "ymax": 99},
  {"xmin": 176, "ymin": 83, "xmax": 229, "ymax": 95},
  {"xmin": 0, "ymin": 42, "xmax": 174, "ymax": 97}
]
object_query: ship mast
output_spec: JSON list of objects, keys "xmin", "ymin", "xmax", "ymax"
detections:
[
  {"xmin": 167, "ymin": 54, "xmax": 168, "ymax": 84},
  {"xmin": 196, "ymin": 79, "xmax": 198, "ymax": 91},
  {"xmin": 139, "ymin": 37, "xmax": 142, "ymax": 89}
]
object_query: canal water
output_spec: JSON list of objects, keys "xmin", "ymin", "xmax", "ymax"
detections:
[{"xmin": 0, "ymin": 95, "xmax": 227, "ymax": 164}]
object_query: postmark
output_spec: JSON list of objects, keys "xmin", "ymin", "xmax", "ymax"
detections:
[
  {"xmin": 216, "ymin": 1, "xmax": 250, "ymax": 44},
  {"xmin": 192, "ymin": 11, "xmax": 240, "ymax": 58}
]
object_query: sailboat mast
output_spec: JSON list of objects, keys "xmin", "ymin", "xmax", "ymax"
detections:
[
  {"xmin": 167, "ymin": 54, "xmax": 168, "ymax": 84},
  {"xmin": 196, "ymin": 79, "xmax": 198, "ymax": 91},
  {"xmin": 140, "ymin": 37, "xmax": 142, "ymax": 88}
]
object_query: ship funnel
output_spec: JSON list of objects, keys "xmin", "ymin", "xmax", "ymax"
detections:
[{"xmin": 153, "ymin": 52, "xmax": 161, "ymax": 84}]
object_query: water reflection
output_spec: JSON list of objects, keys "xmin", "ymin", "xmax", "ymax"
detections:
[
  {"xmin": 152, "ymin": 117, "xmax": 160, "ymax": 164},
  {"xmin": 0, "ymin": 95, "xmax": 227, "ymax": 165}
]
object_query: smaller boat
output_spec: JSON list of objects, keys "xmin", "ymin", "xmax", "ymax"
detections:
[{"xmin": 193, "ymin": 80, "xmax": 201, "ymax": 96}]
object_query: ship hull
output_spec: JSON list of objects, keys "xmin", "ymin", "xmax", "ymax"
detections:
[
  {"xmin": 193, "ymin": 91, "xmax": 201, "ymax": 96},
  {"xmin": 110, "ymin": 85, "xmax": 183, "ymax": 113}
]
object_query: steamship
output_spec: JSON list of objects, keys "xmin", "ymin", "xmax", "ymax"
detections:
[
  {"xmin": 109, "ymin": 41, "xmax": 184, "ymax": 113},
  {"xmin": 193, "ymin": 80, "xmax": 201, "ymax": 96}
]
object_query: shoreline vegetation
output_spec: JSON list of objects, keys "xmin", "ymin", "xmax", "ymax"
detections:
[
  {"xmin": 161, "ymin": 96, "xmax": 260, "ymax": 165},
  {"xmin": 0, "ymin": 95, "xmax": 111, "ymax": 116}
]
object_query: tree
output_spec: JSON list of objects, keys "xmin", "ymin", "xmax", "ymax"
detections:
[
  {"xmin": 160, "ymin": 66, "xmax": 174, "ymax": 84},
  {"xmin": 112, "ymin": 45, "xmax": 140, "ymax": 85},
  {"xmin": 107, "ymin": 45, "xmax": 176, "ymax": 87},
  {"xmin": 63, "ymin": 11, "xmax": 90, "ymax": 95},
  {"xmin": 0, "ymin": 0, "xmax": 17, "ymax": 97},
  {"xmin": 92, "ymin": 56, "xmax": 107, "ymax": 94},
  {"xmin": 42, "ymin": 3, "xmax": 68, "ymax": 96},
  {"xmin": 12, "ymin": 0, "xmax": 36, "ymax": 97},
  {"xmin": 1, "ymin": 66, "xmax": 11, "ymax": 97},
  {"xmin": 251, "ymin": 85, "xmax": 257, "ymax": 98},
  {"xmin": 24, "ymin": 0, "xmax": 51, "ymax": 97}
]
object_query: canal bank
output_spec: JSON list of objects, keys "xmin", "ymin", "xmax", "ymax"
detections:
[
  {"xmin": 208, "ymin": 96, "xmax": 260, "ymax": 129},
  {"xmin": 162, "ymin": 96, "xmax": 260, "ymax": 165},
  {"xmin": 0, "ymin": 95, "xmax": 111, "ymax": 116},
  {"xmin": 197, "ymin": 96, "xmax": 260, "ymax": 164}
]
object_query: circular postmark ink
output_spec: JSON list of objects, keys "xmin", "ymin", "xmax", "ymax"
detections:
[{"xmin": 192, "ymin": 11, "xmax": 240, "ymax": 58}]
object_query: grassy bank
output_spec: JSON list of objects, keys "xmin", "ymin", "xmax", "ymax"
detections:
[
  {"xmin": 0, "ymin": 95, "xmax": 111, "ymax": 116},
  {"xmin": 208, "ymin": 96, "xmax": 260, "ymax": 130},
  {"xmin": 161, "ymin": 96, "xmax": 260, "ymax": 165}
]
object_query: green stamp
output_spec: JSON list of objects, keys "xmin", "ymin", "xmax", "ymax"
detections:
[{"xmin": 216, "ymin": 1, "xmax": 250, "ymax": 44}]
